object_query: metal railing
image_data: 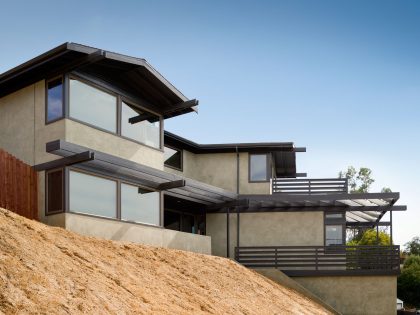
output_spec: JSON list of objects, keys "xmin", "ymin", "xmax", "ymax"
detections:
[
  {"xmin": 235, "ymin": 245, "xmax": 400, "ymax": 275},
  {"xmin": 271, "ymin": 178, "xmax": 348, "ymax": 195}
]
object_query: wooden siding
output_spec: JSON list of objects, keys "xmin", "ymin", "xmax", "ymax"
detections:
[{"xmin": 0, "ymin": 149, "xmax": 38, "ymax": 220}]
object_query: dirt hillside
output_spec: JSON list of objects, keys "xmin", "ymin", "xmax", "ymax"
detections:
[{"xmin": 0, "ymin": 208, "xmax": 331, "ymax": 314}]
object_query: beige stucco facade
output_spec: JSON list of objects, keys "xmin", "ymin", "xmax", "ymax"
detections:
[
  {"xmin": 45, "ymin": 212, "xmax": 211, "ymax": 254},
  {"xmin": 165, "ymin": 151, "xmax": 270, "ymax": 194},
  {"xmin": 257, "ymin": 269, "xmax": 340, "ymax": 314},
  {"xmin": 206, "ymin": 211, "xmax": 324, "ymax": 258},
  {"xmin": 294, "ymin": 275, "xmax": 397, "ymax": 315},
  {"xmin": 0, "ymin": 80, "xmax": 166, "ymax": 222}
]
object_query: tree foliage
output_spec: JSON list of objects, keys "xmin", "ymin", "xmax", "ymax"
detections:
[
  {"xmin": 404, "ymin": 236, "xmax": 420, "ymax": 256},
  {"xmin": 338, "ymin": 166, "xmax": 375, "ymax": 193},
  {"xmin": 398, "ymin": 255, "xmax": 420, "ymax": 308},
  {"xmin": 347, "ymin": 229, "xmax": 391, "ymax": 246}
]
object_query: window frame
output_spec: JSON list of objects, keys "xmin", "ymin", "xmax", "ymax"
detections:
[
  {"xmin": 45, "ymin": 168, "xmax": 65, "ymax": 215},
  {"xmin": 324, "ymin": 211, "xmax": 346, "ymax": 246},
  {"xmin": 120, "ymin": 181, "xmax": 161, "ymax": 226},
  {"xmin": 61, "ymin": 167, "xmax": 162, "ymax": 227},
  {"xmin": 248, "ymin": 153, "xmax": 271, "ymax": 183},
  {"xmin": 163, "ymin": 145, "xmax": 183, "ymax": 171},
  {"xmin": 120, "ymin": 99, "xmax": 163, "ymax": 150},
  {"xmin": 45, "ymin": 76, "xmax": 65, "ymax": 125},
  {"xmin": 45, "ymin": 73, "xmax": 164, "ymax": 152},
  {"xmin": 68, "ymin": 75, "xmax": 119, "ymax": 135}
]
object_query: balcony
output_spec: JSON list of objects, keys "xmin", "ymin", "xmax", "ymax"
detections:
[
  {"xmin": 271, "ymin": 178, "xmax": 348, "ymax": 195},
  {"xmin": 235, "ymin": 245, "xmax": 400, "ymax": 276}
]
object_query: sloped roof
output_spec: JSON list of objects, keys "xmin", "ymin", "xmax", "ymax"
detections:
[{"xmin": 0, "ymin": 42, "xmax": 197, "ymax": 118}]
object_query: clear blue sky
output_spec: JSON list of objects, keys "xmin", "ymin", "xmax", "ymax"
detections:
[{"xmin": 1, "ymin": 0, "xmax": 419, "ymax": 245}]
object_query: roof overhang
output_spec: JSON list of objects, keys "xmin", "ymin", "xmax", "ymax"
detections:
[
  {"xmin": 164, "ymin": 130, "xmax": 304, "ymax": 154},
  {"xmin": 0, "ymin": 42, "xmax": 197, "ymax": 119},
  {"xmin": 38, "ymin": 139, "xmax": 237, "ymax": 206}
]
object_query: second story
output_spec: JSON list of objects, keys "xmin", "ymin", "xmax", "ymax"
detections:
[
  {"xmin": 0, "ymin": 43, "xmax": 198, "ymax": 169},
  {"xmin": 163, "ymin": 131, "xmax": 306, "ymax": 194}
]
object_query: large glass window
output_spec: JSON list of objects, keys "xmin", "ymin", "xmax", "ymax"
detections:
[
  {"xmin": 46, "ymin": 78, "xmax": 64, "ymax": 122},
  {"xmin": 325, "ymin": 225, "xmax": 343, "ymax": 246},
  {"xmin": 69, "ymin": 170, "xmax": 117, "ymax": 218},
  {"xmin": 46, "ymin": 169, "xmax": 64, "ymax": 214},
  {"xmin": 249, "ymin": 154, "xmax": 269, "ymax": 182},
  {"xmin": 69, "ymin": 79, "xmax": 117, "ymax": 133},
  {"xmin": 164, "ymin": 146, "xmax": 182, "ymax": 170},
  {"xmin": 120, "ymin": 183, "xmax": 160, "ymax": 225},
  {"xmin": 121, "ymin": 101, "xmax": 160, "ymax": 148}
]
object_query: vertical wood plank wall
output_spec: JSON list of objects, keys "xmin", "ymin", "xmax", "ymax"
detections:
[{"xmin": 0, "ymin": 149, "xmax": 38, "ymax": 220}]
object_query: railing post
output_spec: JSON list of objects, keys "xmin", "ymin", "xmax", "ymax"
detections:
[
  {"xmin": 315, "ymin": 247, "xmax": 318, "ymax": 270},
  {"xmin": 275, "ymin": 248, "xmax": 278, "ymax": 268},
  {"xmin": 308, "ymin": 179, "xmax": 312, "ymax": 195}
]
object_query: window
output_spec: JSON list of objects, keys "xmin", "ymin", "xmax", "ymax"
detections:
[
  {"xmin": 325, "ymin": 212, "xmax": 345, "ymax": 246},
  {"xmin": 69, "ymin": 170, "xmax": 117, "ymax": 218},
  {"xmin": 121, "ymin": 101, "xmax": 160, "ymax": 148},
  {"xmin": 325, "ymin": 225, "xmax": 343, "ymax": 246},
  {"xmin": 46, "ymin": 169, "xmax": 64, "ymax": 214},
  {"xmin": 249, "ymin": 154, "xmax": 270, "ymax": 182},
  {"xmin": 325, "ymin": 213, "xmax": 344, "ymax": 219},
  {"xmin": 164, "ymin": 146, "xmax": 182, "ymax": 170},
  {"xmin": 46, "ymin": 77, "xmax": 64, "ymax": 122},
  {"xmin": 69, "ymin": 79, "xmax": 117, "ymax": 133},
  {"xmin": 120, "ymin": 183, "xmax": 160, "ymax": 225}
]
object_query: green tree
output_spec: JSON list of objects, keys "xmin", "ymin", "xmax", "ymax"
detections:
[
  {"xmin": 404, "ymin": 236, "xmax": 420, "ymax": 256},
  {"xmin": 347, "ymin": 229, "xmax": 391, "ymax": 246},
  {"xmin": 339, "ymin": 166, "xmax": 374, "ymax": 193},
  {"xmin": 398, "ymin": 255, "xmax": 420, "ymax": 308}
]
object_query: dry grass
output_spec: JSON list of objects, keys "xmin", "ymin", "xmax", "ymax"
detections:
[{"xmin": 0, "ymin": 208, "xmax": 332, "ymax": 314}]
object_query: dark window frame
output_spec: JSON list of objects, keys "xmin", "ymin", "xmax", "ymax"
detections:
[
  {"xmin": 248, "ymin": 153, "xmax": 271, "ymax": 183},
  {"xmin": 62, "ymin": 167, "xmax": 162, "ymax": 227},
  {"xmin": 68, "ymin": 75, "xmax": 119, "ymax": 134},
  {"xmin": 45, "ymin": 168, "xmax": 65, "ymax": 215},
  {"xmin": 163, "ymin": 145, "xmax": 183, "ymax": 171},
  {"xmin": 120, "ymin": 180, "xmax": 161, "ymax": 226},
  {"xmin": 324, "ymin": 211, "xmax": 346, "ymax": 246},
  {"xmin": 45, "ymin": 76, "xmax": 65, "ymax": 124},
  {"xmin": 120, "ymin": 99, "xmax": 163, "ymax": 150},
  {"xmin": 44, "ymin": 73, "xmax": 164, "ymax": 152}
]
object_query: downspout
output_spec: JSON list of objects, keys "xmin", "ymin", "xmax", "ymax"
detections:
[{"xmin": 236, "ymin": 146, "xmax": 240, "ymax": 254}]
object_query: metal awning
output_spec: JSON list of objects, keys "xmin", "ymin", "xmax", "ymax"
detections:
[
  {"xmin": 210, "ymin": 192, "xmax": 406, "ymax": 224},
  {"xmin": 37, "ymin": 140, "xmax": 238, "ymax": 206}
]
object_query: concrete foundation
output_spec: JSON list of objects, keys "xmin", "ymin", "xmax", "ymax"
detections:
[
  {"xmin": 293, "ymin": 275, "xmax": 397, "ymax": 315},
  {"xmin": 45, "ymin": 212, "xmax": 212, "ymax": 255}
]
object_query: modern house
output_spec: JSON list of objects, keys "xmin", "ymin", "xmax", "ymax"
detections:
[{"xmin": 0, "ymin": 43, "xmax": 406, "ymax": 315}]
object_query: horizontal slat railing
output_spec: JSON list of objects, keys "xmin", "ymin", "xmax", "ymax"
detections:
[
  {"xmin": 272, "ymin": 178, "xmax": 348, "ymax": 194},
  {"xmin": 235, "ymin": 245, "xmax": 400, "ymax": 275}
]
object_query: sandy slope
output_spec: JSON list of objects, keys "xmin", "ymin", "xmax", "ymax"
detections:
[{"xmin": 0, "ymin": 208, "xmax": 331, "ymax": 314}]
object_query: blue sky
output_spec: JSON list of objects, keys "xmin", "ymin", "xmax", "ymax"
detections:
[{"xmin": 0, "ymin": 0, "xmax": 419, "ymax": 245}]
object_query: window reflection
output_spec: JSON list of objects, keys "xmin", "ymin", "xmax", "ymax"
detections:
[
  {"xmin": 250, "ymin": 154, "xmax": 268, "ymax": 181},
  {"xmin": 121, "ymin": 102, "xmax": 160, "ymax": 148},
  {"xmin": 47, "ymin": 78, "xmax": 63, "ymax": 122},
  {"xmin": 69, "ymin": 79, "xmax": 117, "ymax": 132},
  {"xmin": 121, "ymin": 183, "xmax": 160, "ymax": 225},
  {"xmin": 69, "ymin": 170, "xmax": 117, "ymax": 218}
]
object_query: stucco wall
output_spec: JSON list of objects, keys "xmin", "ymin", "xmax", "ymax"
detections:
[
  {"xmin": 0, "ymin": 81, "xmax": 67, "ymax": 221},
  {"xmin": 206, "ymin": 211, "xmax": 324, "ymax": 258},
  {"xmin": 257, "ymin": 269, "xmax": 340, "ymax": 314},
  {"xmin": 45, "ymin": 212, "xmax": 212, "ymax": 255},
  {"xmin": 0, "ymin": 85, "xmax": 36, "ymax": 165},
  {"xmin": 294, "ymin": 275, "xmax": 397, "ymax": 315},
  {"xmin": 65, "ymin": 119, "xmax": 164, "ymax": 170},
  {"xmin": 165, "ymin": 151, "xmax": 270, "ymax": 194}
]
